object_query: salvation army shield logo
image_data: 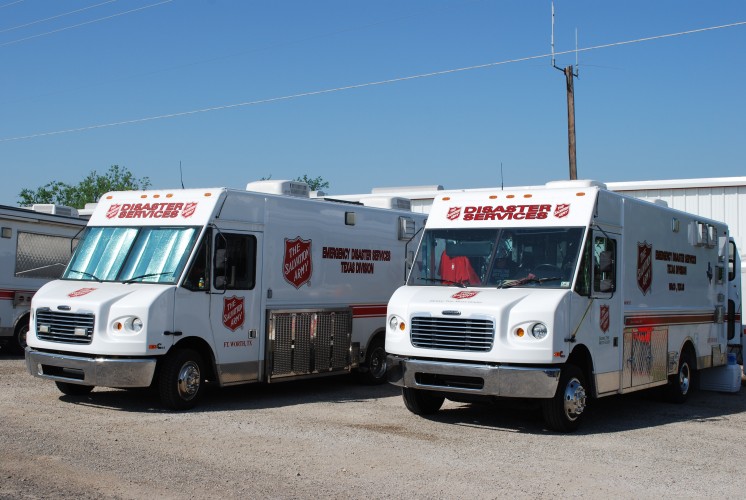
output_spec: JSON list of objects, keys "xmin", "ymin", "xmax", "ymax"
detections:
[
  {"xmin": 181, "ymin": 202, "xmax": 198, "ymax": 218},
  {"xmin": 106, "ymin": 204, "xmax": 122, "ymax": 219},
  {"xmin": 599, "ymin": 305, "xmax": 610, "ymax": 333},
  {"xmin": 447, "ymin": 207, "xmax": 462, "ymax": 221},
  {"xmin": 636, "ymin": 241, "xmax": 653, "ymax": 295},
  {"xmin": 452, "ymin": 291, "xmax": 479, "ymax": 300},
  {"xmin": 223, "ymin": 296, "xmax": 245, "ymax": 331},
  {"xmin": 554, "ymin": 204, "xmax": 571, "ymax": 218},
  {"xmin": 283, "ymin": 237, "xmax": 312, "ymax": 288}
]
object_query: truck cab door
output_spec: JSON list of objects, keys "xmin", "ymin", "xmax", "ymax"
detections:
[
  {"xmin": 209, "ymin": 230, "xmax": 263, "ymax": 385},
  {"xmin": 587, "ymin": 232, "xmax": 623, "ymax": 383}
]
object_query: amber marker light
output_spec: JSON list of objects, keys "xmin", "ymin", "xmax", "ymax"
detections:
[
  {"xmin": 443, "ymin": 196, "xmax": 451, "ymax": 201},
  {"xmin": 489, "ymin": 195, "xmax": 498, "ymax": 199},
  {"xmin": 204, "ymin": 192, "xmax": 212, "ymax": 197},
  {"xmin": 515, "ymin": 328, "xmax": 525, "ymax": 337},
  {"xmin": 166, "ymin": 193, "xmax": 174, "ymax": 198},
  {"xmin": 576, "ymin": 192, "xmax": 586, "ymax": 197}
]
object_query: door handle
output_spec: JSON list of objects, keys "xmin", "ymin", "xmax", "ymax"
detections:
[{"xmin": 248, "ymin": 329, "xmax": 257, "ymax": 339}]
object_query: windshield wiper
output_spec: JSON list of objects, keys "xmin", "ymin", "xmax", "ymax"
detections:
[
  {"xmin": 498, "ymin": 276, "xmax": 563, "ymax": 289},
  {"xmin": 67, "ymin": 269, "xmax": 103, "ymax": 282},
  {"xmin": 124, "ymin": 271, "xmax": 174, "ymax": 284},
  {"xmin": 417, "ymin": 277, "xmax": 467, "ymax": 288}
]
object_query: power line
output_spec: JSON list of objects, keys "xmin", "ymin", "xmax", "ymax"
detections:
[
  {"xmin": 0, "ymin": 0, "xmax": 172, "ymax": 48},
  {"xmin": 0, "ymin": 1, "xmax": 118, "ymax": 35},
  {"xmin": 0, "ymin": 0, "xmax": 25, "ymax": 9},
  {"xmin": 1, "ymin": 20, "xmax": 744, "ymax": 143}
]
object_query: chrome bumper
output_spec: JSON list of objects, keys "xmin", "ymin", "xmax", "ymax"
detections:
[
  {"xmin": 386, "ymin": 354, "xmax": 561, "ymax": 399},
  {"xmin": 25, "ymin": 348, "xmax": 157, "ymax": 388}
]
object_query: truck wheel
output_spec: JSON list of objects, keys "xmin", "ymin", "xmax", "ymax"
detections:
[
  {"xmin": 402, "ymin": 387, "xmax": 445, "ymax": 415},
  {"xmin": 541, "ymin": 364, "xmax": 587, "ymax": 432},
  {"xmin": 11, "ymin": 322, "xmax": 29, "ymax": 355},
  {"xmin": 158, "ymin": 349, "xmax": 205, "ymax": 410},
  {"xmin": 666, "ymin": 349, "xmax": 695, "ymax": 404},
  {"xmin": 356, "ymin": 337, "xmax": 388, "ymax": 385},
  {"xmin": 55, "ymin": 381, "xmax": 94, "ymax": 396}
]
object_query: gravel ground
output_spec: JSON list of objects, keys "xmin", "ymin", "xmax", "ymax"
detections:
[{"xmin": 2, "ymin": 348, "xmax": 746, "ymax": 499}]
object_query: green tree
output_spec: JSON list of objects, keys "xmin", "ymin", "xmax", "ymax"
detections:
[
  {"xmin": 18, "ymin": 165, "xmax": 151, "ymax": 209},
  {"xmin": 294, "ymin": 175, "xmax": 330, "ymax": 191}
]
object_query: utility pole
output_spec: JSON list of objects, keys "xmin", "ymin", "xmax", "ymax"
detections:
[
  {"xmin": 564, "ymin": 65, "xmax": 577, "ymax": 180},
  {"xmin": 552, "ymin": 2, "xmax": 579, "ymax": 180}
]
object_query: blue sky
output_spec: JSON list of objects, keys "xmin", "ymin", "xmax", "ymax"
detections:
[{"xmin": 1, "ymin": 0, "xmax": 744, "ymax": 205}]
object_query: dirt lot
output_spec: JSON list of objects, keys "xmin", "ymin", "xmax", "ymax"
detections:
[{"xmin": 2, "ymin": 349, "xmax": 746, "ymax": 499}]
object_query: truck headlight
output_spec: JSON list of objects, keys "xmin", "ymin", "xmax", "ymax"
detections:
[
  {"xmin": 113, "ymin": 316, "xmax": 144, "ymax": 334},
  {"xmin": 531, "ymin": 323, "xmax": 548, "ymax": 340},
  {"xmin": 389, "ymin": 315, "xmax": 405, "ymax": 331}
]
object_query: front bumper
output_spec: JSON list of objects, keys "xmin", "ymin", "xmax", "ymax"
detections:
[
  {"xmin": 25, "ymin": 348, "xmax": 157, "ymax": 388},
  {"xmin": 387, "ymin": 354, "xmax": 561, "ymax": 398}
]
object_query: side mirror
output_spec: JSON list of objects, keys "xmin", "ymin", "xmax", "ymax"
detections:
[
  {"xmin": 599, "ymin": 251, "xmax": 614, "ymax": 273},
  {"xmin": 599, "ymin": 279, "xmax": 615, "ymax": 293}
]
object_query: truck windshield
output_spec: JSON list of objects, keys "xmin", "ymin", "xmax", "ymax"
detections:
[
  {"xmin": 408, "ymin": 227, "xmax": 584, "ymax": 288},
  {"xmin": 62, "ymin": 226, "xmax": 199, "ymax": 284}
]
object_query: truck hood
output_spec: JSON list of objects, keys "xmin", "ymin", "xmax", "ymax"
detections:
[
  {"xmin": 387, "ymin": 285, "xmax": 573, "ymax": 363},
  {"xmin": 32, "ymin": 280, "xmax": 173, "ymax": 313},
  {"xmin": 28, "ymin": 280, "xmax": 175, "ymax": 355}
]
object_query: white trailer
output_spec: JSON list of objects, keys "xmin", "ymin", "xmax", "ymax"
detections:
[
  {"xmin": 0, "ymin": 205, "xmax": 86, "ymax": 354},
  {"xmin": 25, "ymin": 182, "xmax": 426, "ymax": 409},
  {"xmin": 385, "ymin": 180, "xmax": 742, "ymax": 431}
]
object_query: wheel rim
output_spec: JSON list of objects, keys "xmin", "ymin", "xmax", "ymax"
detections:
[
  {"xmin": 368, "ymin": 346, "xmax": 387, "ymax": 379},
  {"xmin": 18, "ymin": 325, "xmax": 28, "ymax": 349},
  {"xmin": 563, "ymin": 377, "xmax": 587, "ymax": 421},
  {"xmin": 678, "ymin": 361, "xmax": 691, "ymax": 395},
  {"xmin": 177, "ymin": 361, "xmax": 201, "ymax": 401}
]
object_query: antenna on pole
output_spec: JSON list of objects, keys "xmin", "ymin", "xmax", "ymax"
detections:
[
  {"xmin": 179, "ymin": 161, "xmax": 185, "ymax": 189},
  {"xmin": 551, "ymin": 1, "xmax": 578, "ymax": 180},
  {"xmin": 500, "ymin": 162, "xmax": 504, "ymax": 190}
]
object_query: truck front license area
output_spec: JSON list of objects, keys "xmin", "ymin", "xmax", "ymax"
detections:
[
  {"xmin": 387, "ymin": 355, "xmax": 560, "ymax": 399},
  {"xmin": 26, "ymin": 349, "xmax": 157, "ymax": 388}
]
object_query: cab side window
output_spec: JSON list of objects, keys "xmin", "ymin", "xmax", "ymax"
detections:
[
  {"xmin": 214, "ymin": 233, "xmax": 256, "ymax": 290},
  {"xmin": 593, "ymin": 236, "xmax": 616, "ymax": 293}
]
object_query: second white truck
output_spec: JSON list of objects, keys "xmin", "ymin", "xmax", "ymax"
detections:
[{"xmin": 386, "ymin": 180, "xmax": 742, "ymax": 431}]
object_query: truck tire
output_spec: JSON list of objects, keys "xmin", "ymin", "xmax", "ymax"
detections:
[
  {"xmin": 55, "ymin": 381, "xmax": 94, "ymax": 396},
  {"xmin": 541, "ymin": 364, "xmax": 587, "ymax": 432},
  {"xmin": 666, "ymin": 348, "xmax": 695, "ymax": 404},
  {"xmin": 355, "ymin": 337, "xmax": 388, "ymax": 385},
  {"xmin": 158, "ymin": 348, "xmax": 205, "ymax": 411},
  {"xmin": 10, "ymin": 321, "xmax": 29, "ymax": 355},
  {"xmin": 402, "ymin": 387, "xmax": 445, "ymax": 415}
]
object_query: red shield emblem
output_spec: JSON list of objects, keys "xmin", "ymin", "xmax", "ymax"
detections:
[
  {"xmin": 283, "ymin": 237, "xmax": 312, "ymax": 288},
  {"xmin": 181, "ymin": 202, "xmax": 198, "ymax": 218},
  {"xmin": 106, "ymin": 204, "xmax": 122, "ymax": 219},
  {"xmin": 636, "ymin": 241, "xmax": 653, "ymax": 295},
  {"xmin": 452, "ymin": 291, "xmax": 479, "ymax": 300},
  {"xmin": 223, "ymin": 296, "xmax": 245, "ymax": 331},
  {"xmin": 600, "ymin": 305, "xmax": 610, "ymax": 333},
  {"xmin": 554, "ymin": 204, "xmax": 571, "ymax": 218},
  {"xmin": 68, "ymin": 287, "xmax": 97, "ymax": 298},
  {"xmin": 447, "ymin": 207, "xmax": 461, "ymax": 221}
]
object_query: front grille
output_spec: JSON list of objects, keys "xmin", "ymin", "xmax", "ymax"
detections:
[
  {"xmin": 411, "ymin": 316, "xmax": 495, "ymax": 352},
  {"xmin": 36, "ymin": 309, "xmax": 95, "ymax": 344}
]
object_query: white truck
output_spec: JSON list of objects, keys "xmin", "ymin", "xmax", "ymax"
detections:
[
  {"xmin": 0, "ymin": 204, "xmax": 86, "ymax": 354},
  {"xmin": 385, "ymin": 180, "xmax": 742, "ymax": 431},
  {"xmin": 25, "ymin": 182, "xmax": 426, "ymax": 409}
]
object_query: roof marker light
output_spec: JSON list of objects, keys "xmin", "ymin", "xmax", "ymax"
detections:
[{"xmin": 576, "ymin": 192, "xmax": 586, "ymax": 197}]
